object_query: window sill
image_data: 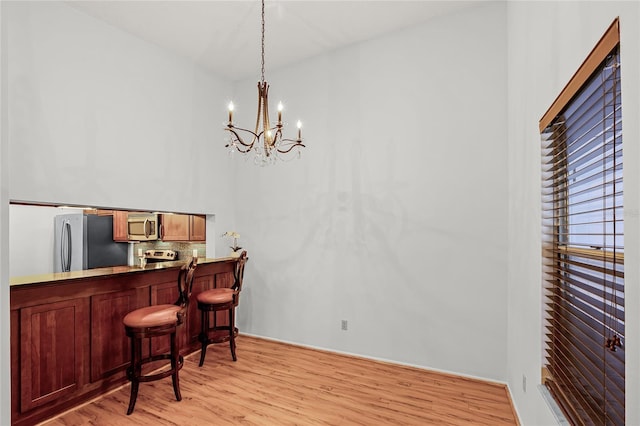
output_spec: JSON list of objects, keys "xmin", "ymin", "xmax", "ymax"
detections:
[{"xmin": 538, "ymin": 385, "xmax": 570, "ymax": 426}]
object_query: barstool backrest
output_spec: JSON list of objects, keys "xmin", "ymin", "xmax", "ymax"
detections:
[
  {"xmin": 231, "ymin": 251, "xmax": 248, "ymax": 306},
  {"xmin": 232, "ymin": 251, "xmax": 248, "ymax": 293},
  {"xmin": 176, "ymin": 257, "xmax": 198, "ymax": 322}
]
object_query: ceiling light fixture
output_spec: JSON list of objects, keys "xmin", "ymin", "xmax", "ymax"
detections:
[{"xmin": 224, "ymin": 0, "xmax": 305, "ymax": 166}]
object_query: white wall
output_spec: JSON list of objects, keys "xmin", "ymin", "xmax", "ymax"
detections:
[
  {"xmin": 232, "ymin": 2, "xmax": 509, "ymax": 382},
  {"xmin": 0, "ymin": 3, "xmax": 10, "ymax": 423},
  {"xmin": 5, "ymin": 1, "xmax": 233, "ymax": 217},
  {"xmin": 506, "ymin": 1, "xmax": 640, "ymax": 425}
]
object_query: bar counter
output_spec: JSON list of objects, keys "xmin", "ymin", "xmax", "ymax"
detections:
[
  {"xmin": 9, "ymin": 256, "xmax": 235, "ymax": 287},
  {"xmin": 10, "ymin": 255, "xmax": 241, "ymax": 426}
]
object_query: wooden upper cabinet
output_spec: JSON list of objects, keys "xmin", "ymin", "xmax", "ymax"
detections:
[
  {"xmin": 161, "ymin": 214, "xmax": 206, "ymax": 242},
  {"xmin": 84, "ymin": 209, "xmax": 128, "ymax": 242},
  {"xmin": 112, "ymin": 210, "xmax": 129, "ymax": 242},
  {"xmin": 161, "ymin": 214, "xmax": 190, "ymax": 241},
  {"xmin": 189, "ymin": 215, "xmax": 206, "ymax": 241}
]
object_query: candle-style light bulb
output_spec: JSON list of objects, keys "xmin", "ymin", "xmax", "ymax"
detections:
[
  {"xmin": 277, "ymin": 102, "xmax": 283, "ymax": 124},
  {"xmin": 297, "ymin": 120, "xmax": 302, "ymax": 140},
  {"xmin": 227, "ymin": 101, "xmax": 234, "ymax": 125}
]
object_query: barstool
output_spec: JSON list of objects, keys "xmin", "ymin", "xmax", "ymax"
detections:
[
  {"xmin": 197, "ymin": 251, "xmax": 247, "ymax": 366},
  {"xmin": 122, "ymin": 257, "xmax": 197, "ymax": 415}
]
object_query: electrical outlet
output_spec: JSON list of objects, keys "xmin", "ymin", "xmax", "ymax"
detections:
[
  {"xmin": 522, "ymin": 374, "xmax": 527, "ymax": 393},
  {"xmin": 341, "ymin": 320, "xmax": 348, "ymax": 331}
]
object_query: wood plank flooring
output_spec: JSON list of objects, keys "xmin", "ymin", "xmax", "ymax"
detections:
[{"xmin": 41, "ymin": 335, "xmax": 519, "ymax": 425}]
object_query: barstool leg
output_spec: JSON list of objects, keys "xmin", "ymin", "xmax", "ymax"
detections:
[
  {"xmin": 127, "ymin": 336, "xmax": 141, "ymax": 415},
  {"xmin": 199, "ymin": 309, "xmax": 208, "ymax": 367},
  {"xmin": 170, "ymin": 332, "xmax": 181, "ymax": 401},
  {"xmin": 229, "ymin": 308, "xmax": 237, "ymax": 361}
]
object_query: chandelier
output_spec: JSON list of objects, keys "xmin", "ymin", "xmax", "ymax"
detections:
[{"xmin": 225, "ymin": 0, "xmax": 305, "ymax": 165}]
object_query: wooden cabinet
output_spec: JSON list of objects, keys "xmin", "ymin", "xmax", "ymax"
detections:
[
  {"xmin": 84, "ymin": 209, "xmax": 129, "ymax": 241},
  {"xmin": 150, "ymin": 280, "xmax": 183, "ymax": 355},
  {"xmin": 190, "ymin": 215, "xmax": 206, "ymax": 241},
  {"xmin": 187, "ymin": 275, "xmax": 215, "ymax": 345},
  {"xmin": 112, "ymin": 210, "xmax": 129, "ymax": 242},
  {"xmin": 161, "ymin": 214, "xmax": 206, "ymax": 242},
  {"xmin": 19, "ymin": 299, "xmax": 89, "ymax": 412},
  {"xmin": 90, "ymin": 288, "xmax": 145, "ymax": 382},
  {"xmin": 214, "ymin": 272, "xmax": 235, "ymax": 326},
  {"xmin": 161, "ymin": 214, "xmax": 190, "ymax": 241}
]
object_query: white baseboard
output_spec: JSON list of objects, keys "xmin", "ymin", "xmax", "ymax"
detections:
[{"xmin": 239, "ymin": 332, "xmax": 510, "ymax": 386}]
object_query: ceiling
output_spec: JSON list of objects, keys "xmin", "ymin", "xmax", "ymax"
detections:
[{"xmin": 66, "ymin": 0, "xmax": 485, "ymax": 81}]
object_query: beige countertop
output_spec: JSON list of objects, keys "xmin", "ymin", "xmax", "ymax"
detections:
[{"xmin": 10, "ymin": 257, "xmax": 235, "ymax": 287}]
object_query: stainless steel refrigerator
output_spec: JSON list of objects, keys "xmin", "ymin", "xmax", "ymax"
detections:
[{"xmin": 54, "ymin": 214, "xmax": 129, "ymax": 272}]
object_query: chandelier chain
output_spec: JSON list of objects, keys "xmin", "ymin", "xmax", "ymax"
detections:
[{"xmin": 260, "ymin": 0, "xmax": 265, "ymax": 83}]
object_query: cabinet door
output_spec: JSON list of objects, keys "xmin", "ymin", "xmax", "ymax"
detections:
[
  {"xmin": 189, "ymin": 215, "xmax": 206, "ymax": 241},
  {"xmin": 187, "ymin": 275, "xmax": 214, "ymax": 345},
  {"xmin": 20, "ymin": 298, "xmax": 89, "ymax": 412},
  {"xmin": 214, "ymin": 272, "xmax": 235, "ymax": 326},
  {"xmin": 91, "ymin": 288, "xmax": 144, "ymax": 382},
  {"xmin": 161, "ymin": 214, "xmax": 190, "ymax": 241},
  {"xmin": 150, "ymin": 281, "xmax": 182, "ymax": 355},
  {"xmin": 112, "ymin": 210, "xmax": 129, "ymax": 242}
]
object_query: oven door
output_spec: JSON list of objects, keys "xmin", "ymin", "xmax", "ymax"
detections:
[{"xmin": 127, "ymin": 214, "xmax": 159, "ymax": 241}]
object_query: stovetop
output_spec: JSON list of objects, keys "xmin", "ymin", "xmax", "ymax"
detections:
[{"xmin": 144, "ymin": 249, "xmax": 177, "ymax": 261}]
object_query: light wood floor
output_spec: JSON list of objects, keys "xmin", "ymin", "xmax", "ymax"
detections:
[{"xmin": 41, "ymin": 335, "xmax": 519, "ymax": 425}]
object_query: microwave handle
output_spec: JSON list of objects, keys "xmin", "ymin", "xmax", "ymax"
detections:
[
  {"xmin": 159, "ymin": 224, "xmax": 163, "ymax": 240},
  {"xmin": 143, "ymin": 218, "xmax": 150, "ymax": 238}
]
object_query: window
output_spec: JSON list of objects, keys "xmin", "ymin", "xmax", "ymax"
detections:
[{"xmin": 540, "ymin": 19, "xmax": 623, "ymax": 425}]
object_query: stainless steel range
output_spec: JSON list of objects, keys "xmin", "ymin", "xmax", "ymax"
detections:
[{"xmin": 144, "ymin": 249, "xmax": 178, "ymax": 263}]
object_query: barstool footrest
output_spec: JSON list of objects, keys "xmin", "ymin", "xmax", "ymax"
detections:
[
  {"xmin": 127, "ymin": 354, "xmax": 184, "ymax": 383},
  {"xmin": 199, "ymin": 327, "xmax": 238, "ymax": 344}
]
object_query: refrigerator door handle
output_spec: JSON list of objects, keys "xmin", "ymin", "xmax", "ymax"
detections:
[
  {"xmin": 61, "ymin": 220, "xmax": 72, "ymax": 272},
  {"xmin": 60, "ymin": 221, "xmax": 66, "ymax": 272},
  {"xmin": 66, "ymin": 221, "xmax": 72, "ymax": 272}
]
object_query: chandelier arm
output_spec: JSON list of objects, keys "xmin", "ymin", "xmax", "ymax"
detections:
[
  {"xmin": 274, "ymin": 128, "xmax": 283, "ymax": 145},
  {"xmin": 275, "ymin": 142, "xmax": 306, "ymax": 154},
  {"xmin": 233, "ymin": 144, "xmax": 254, "ymax": 154},
  {"xmin": 225, "ymin": 127, "xmax": 259, "ymax": 149}
]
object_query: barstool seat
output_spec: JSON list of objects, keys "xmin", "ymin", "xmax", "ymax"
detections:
[
  {"xmin": 123, "ymin": 258, "xmax": 197, "ymax": 415},
  {"xmin": 196, "ymin": 288, "xmax": 235, "ymax": 305},
  {"xmin": 123, "ymin": 305, "xmax": 182, "ymax": 328}
]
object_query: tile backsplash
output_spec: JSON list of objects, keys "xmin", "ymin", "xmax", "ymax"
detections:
[{"xmin": 133, "ymin": 241, "xmax": 206, "ymax": 263}]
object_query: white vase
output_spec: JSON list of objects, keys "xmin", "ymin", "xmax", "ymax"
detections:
[{"xmin": 230, "ymin": 250, "xmax": 242, "ymax": 258}]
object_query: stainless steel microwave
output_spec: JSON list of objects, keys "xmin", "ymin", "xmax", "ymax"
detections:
[{"xmin": 127, "ymin": 213, "xmax": 159, "ymax": 241}]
